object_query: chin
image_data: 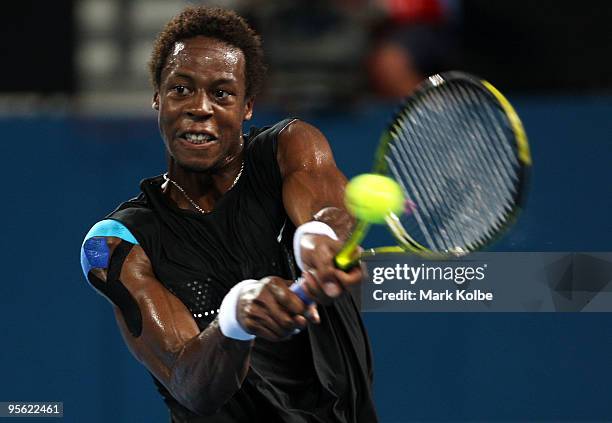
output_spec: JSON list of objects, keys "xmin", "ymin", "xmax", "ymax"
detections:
[
  {"xmin": 169, "ymin": 151, "xmax": 219, "ymax": 173},
  {"xmin": 175, "ymin": 161, "xmax": 215, "ymax": 173}
]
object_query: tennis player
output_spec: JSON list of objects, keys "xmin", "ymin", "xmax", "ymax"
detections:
[{"xmin": 80, "ymin": 6, "xmax": 376, "ymax": 422}]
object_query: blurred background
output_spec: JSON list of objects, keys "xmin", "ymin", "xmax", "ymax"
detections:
[{"xmin": 1, "ymin": 0, "xmax": 611, "ymax": 421}]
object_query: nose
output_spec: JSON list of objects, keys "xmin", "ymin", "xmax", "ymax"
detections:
[{"xmin": 186, "ymin": 90, "xmax": 213, "ymax": 119}]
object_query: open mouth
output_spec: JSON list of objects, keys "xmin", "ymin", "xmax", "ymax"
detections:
[{"xmin": 182, "ymin": 132, "xmax": 218, "ymax": 145}]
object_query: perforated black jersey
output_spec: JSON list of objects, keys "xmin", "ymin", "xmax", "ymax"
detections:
[{"xmin": 107, "ymin": 119, "xmax": 377, "ymax": 422}]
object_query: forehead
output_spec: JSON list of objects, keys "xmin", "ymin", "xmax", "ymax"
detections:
[{"xmin": 163, "ymin": 36, "xmax": 245, "ymax": 81}]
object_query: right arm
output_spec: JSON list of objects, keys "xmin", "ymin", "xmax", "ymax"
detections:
[
  {"xmin": 87, "ymin": 236, "xmax": 311, "ymax": 415},
  {"xmin": 99, "ymin": 237, "xmax": 250, "ymax": 415}
]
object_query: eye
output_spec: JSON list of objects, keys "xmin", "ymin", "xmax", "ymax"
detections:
[
  {"xmin": 171, "ymin": 85, "xmax": 191, "ymax": 95},
  {"xmin": 214, "ymin": 89, "xmax": 231, "ymax": 99}
]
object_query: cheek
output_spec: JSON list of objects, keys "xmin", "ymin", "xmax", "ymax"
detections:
[
  {"xmin": 157, "ymin": 114, "xmax": 176, "ymax": 146},
  {"xmin": 158, "ymin": 108, "xmax": 175, "ymax": 132},
  {"xmin": 219, "ymin": 108, "xmax": 244, "ymax": 128}
]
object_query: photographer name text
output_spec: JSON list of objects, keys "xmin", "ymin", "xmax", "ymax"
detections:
[{"xmin": 369, "ymin": 264, "xmax": 493, "ymax": 303}]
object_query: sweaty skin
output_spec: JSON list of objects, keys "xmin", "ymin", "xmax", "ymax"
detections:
[
  {"xmin": 276, "ymin": 121, "xmax": 363, "ymax": 302},
  {"xmin": 92, "ymin": 36, "xmax": 364, "ymax": 416},
  {"xmin": 153, "ymin": 36, "xmax": 253, "ymax": 211}
]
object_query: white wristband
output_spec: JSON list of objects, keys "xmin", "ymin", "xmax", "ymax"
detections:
[
  {"xmin": 218, "ymin": 279, "xmax": 258, "ymax": 341},
  {"xmin": 293, "ymin": 221, "xmax": 338, "ymax": 271}
]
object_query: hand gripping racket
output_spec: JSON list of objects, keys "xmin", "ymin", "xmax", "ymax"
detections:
[{"xmin": 291, "ymin": 71, "xmax": 532, "ymax": 304}]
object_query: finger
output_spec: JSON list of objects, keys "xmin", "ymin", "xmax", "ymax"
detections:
[
  {"xmin": 268, "ymin": 304, "xmax": 304, "ymax": 333},
  {"xmin": 301, "ymin": 270, "xmax": 334, "ymax": 305},
  {"xmin": 242, "ymin": 317, "xmax": 283, "ymax": 341},
  {"xmin": 243, "ymin": 290, "xmax": 290, "ymax": 338},
  {"xmin": 268, "ymin": 279, "xmax": 308, "ymax": 315},
  {"xmin": 301, "ymin": 235, "xmax": 344, "ymax": 263},
  {"xmin": 242, "ymin": 300, "xmax": 305, "ymax": 339},
  {"xmin": 241, "ymin": 308, "xmax": 281, "ymax": 339},
  {"xmin": 321, "ymin": 280, "xmax": 343, "ymax": 298},
  {"xmin": 308, "ymin": 245, "xmax": 345, "ymax": 297},
  {"xmin": 308, "ymin": 241, "xmax": 339, "ymax": 271},
  {"xmin": 294, "ymin": 314, "xmax": 308, "ymax": 327},
  {"xmin": 259, "ymin": 283, "xmax": 304, "ymax": 333},
  {"xmin": 266, "ymin": 280, "xmax": 308, "ymax": 328},
  {"xmin": 333, "ymin": 265, "xmax": 364, "ymax": 288},
  {"xmin": 305, "ymin": 304, "xmax": 320, "ymax": 324},
  {"xmin": 321, "ymin": 237, "xmax": 346, "ymax": 253},
  {"xmin": 309, "ymin": 267, "xmax": 343, "ymax": 298},
  {"xmin": 246, "ymin": 308, "xmax": 287, "ymax": 339}
]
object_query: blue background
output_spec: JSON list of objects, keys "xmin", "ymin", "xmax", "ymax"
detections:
[{"xmin": 1, "ymin": 97, "xmax": 611, "ymax": 422}]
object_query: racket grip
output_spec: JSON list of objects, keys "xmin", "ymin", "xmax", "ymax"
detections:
[
  {"xmin": 289, "ymin": 278, "xmax": 314, "ymax": 306},
  {"xmin": 334, "ymin": 255, "xmax": 360, "ymax": 272}
]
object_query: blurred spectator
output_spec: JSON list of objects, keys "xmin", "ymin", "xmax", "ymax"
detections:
[
  {"xmin": 367, "ymin": 0, "xmax": 461, "ymax": 99},
  {"xmin": 234, "ymin": 0, "xmax": 461, "ymax": 108},
  {"xmin": 237, "ymin": 0, "xmax": 372, "ymax": 112}
]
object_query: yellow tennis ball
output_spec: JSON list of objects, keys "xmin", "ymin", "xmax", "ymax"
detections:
[{"xmin": 344, "ymin": 173, "xmax": 404, "ymax": 224}]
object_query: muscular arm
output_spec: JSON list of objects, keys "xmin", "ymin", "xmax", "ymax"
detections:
[
  {"xmin": 93, "ymin": 237, "xmax": 252, "ymax": 416},
  {"xmin": 277, "ymin": 120, "xmax": 353, "ymax": 238},
  {"xmin": 277, "ymin": 120, "xmax": 363, "ymax": 301}
]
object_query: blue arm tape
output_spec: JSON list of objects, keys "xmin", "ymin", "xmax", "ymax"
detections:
[{"xmin": 80, "ymin": 220, "xmax": 139, "ymax": 278}]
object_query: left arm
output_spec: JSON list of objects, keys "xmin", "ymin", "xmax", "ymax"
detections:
[{"xmin": 277, "ymin": 120, "xmax": 363, "ymax": 303}]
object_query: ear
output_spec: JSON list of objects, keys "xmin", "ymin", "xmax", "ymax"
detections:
[
  {"xmin": 243, "ymin": 98, "xmax": 254, "ymax": 121},
  {"xmin": 152, "ymin": 92, "xmax": 160, "ymax": 110}
]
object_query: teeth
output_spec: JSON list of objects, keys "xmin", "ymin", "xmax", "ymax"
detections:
[{"xmin": 184, "ymin": 133, "xmax": 214, "ymax": 144}]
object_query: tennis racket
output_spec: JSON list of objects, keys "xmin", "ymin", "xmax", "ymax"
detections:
[{"xmin": 291, "ymin": 71, "xmax": 531, "ymax": 304}]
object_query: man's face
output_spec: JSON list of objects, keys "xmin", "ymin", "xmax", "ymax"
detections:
[{"xmin": 154, "ymin": 36, "xmax": 253, "ymax": 172}]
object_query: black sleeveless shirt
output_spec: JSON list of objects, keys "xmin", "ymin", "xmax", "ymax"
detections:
[{"xmin": 107, "ymin": 119, "xmax": 377, "ymax": 422}]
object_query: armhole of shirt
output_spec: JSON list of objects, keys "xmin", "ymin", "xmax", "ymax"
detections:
[
  {"xmin": 83, "ymin": 219, "xmax": 139, "ymax": 244},
  {"xmin": 244, "ymin": 118, "xmax": 299, "ymax": 201},
  {"xmin": 274, "ymin": 117, "xmax": 299, "ymax": 154}
]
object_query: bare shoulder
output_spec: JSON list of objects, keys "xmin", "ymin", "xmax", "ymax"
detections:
[
  {"xmin": 279, "ymin": 119, "xmax": 326, "ymax": 142},
  {"xmin": 277, "ymin": 119, "xmax": 336, "ymax": 177}
]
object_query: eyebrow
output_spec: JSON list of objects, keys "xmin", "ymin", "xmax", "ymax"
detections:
[
  {"xmin": 168, "ymin": 71, "xmax": 195, "ymax": 80},
  {"xmin": 168, "ymin": 72, "xmax": 238, "ymax": 85},
  {"xmin": 213, "ymin": 77, "xmax": 239, "ymax": 85}
]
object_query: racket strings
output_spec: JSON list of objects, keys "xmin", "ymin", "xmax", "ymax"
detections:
[
  {"xmin": 418, "ymin": 88, "xmax": 492, "ymax": 250},
  {"xmin": 457, "ymin": 85, "xmax": 518, "ymax": 192},
  {"xmin": 462, "ymin": 87, "xmax": 520, "ymax": 238},
  {"xmin": 403, "ymin": 99, "xmax": 479, "ymax": 250},
  {"xmin": 466, "ymin": 85, "xmax": 519, "ymax": 171},
  {"xmin": 434, "ymin": 82, "xmax": 517, "ymax": 246},
  {"xmin": 420, "ymin": 88, "xmax": 496, "ymax": 247},
  {"xmin": 391, "ymin": 115, "xmax": 448, "ymax": 248},
  {"xmin": 393, "ymin": 89, "xmax": 489, "ymax": 251},
  {"xmin": 389, "ymin": 125, "xmax": 460, "ymax": 251},
  {"xmin": 386, "ymin": 81, "xmax": 521, "ymax": 252},
  {"xmin": 443, "ymin": 85, "xmax": 515, "ymax": 225},
  {"xmin": 386, "ymin": 151, "xmax": 439, "ymax": 249},
  {"xmin": 458, "ymin": 84, "xmax": 521, "ymax": 220},
  {"xmin": 390, "ymin": 106, "xmax": 478, "ymax": 251},
  {"xmin": 396, "ymin": 106, "xmax": 473, "ymax": 251}
]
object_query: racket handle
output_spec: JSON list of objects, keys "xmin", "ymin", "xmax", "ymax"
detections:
[
  {"xmin": 289, "ymin": 278, "xmax": 314, "ymax": 306},
  {"xmin": 334, "ymin": 255, "xmax": 360, "ymax": 271}
]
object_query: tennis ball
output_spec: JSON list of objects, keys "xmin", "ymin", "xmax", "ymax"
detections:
[{"xmin": 344, "ymin": 173, "xmax": 404, "ymax": 224}]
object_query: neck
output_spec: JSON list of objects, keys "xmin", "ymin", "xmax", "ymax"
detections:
[{"xmin": 164, "ymin": 139, "xmax": 244, "ymax": 211}]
